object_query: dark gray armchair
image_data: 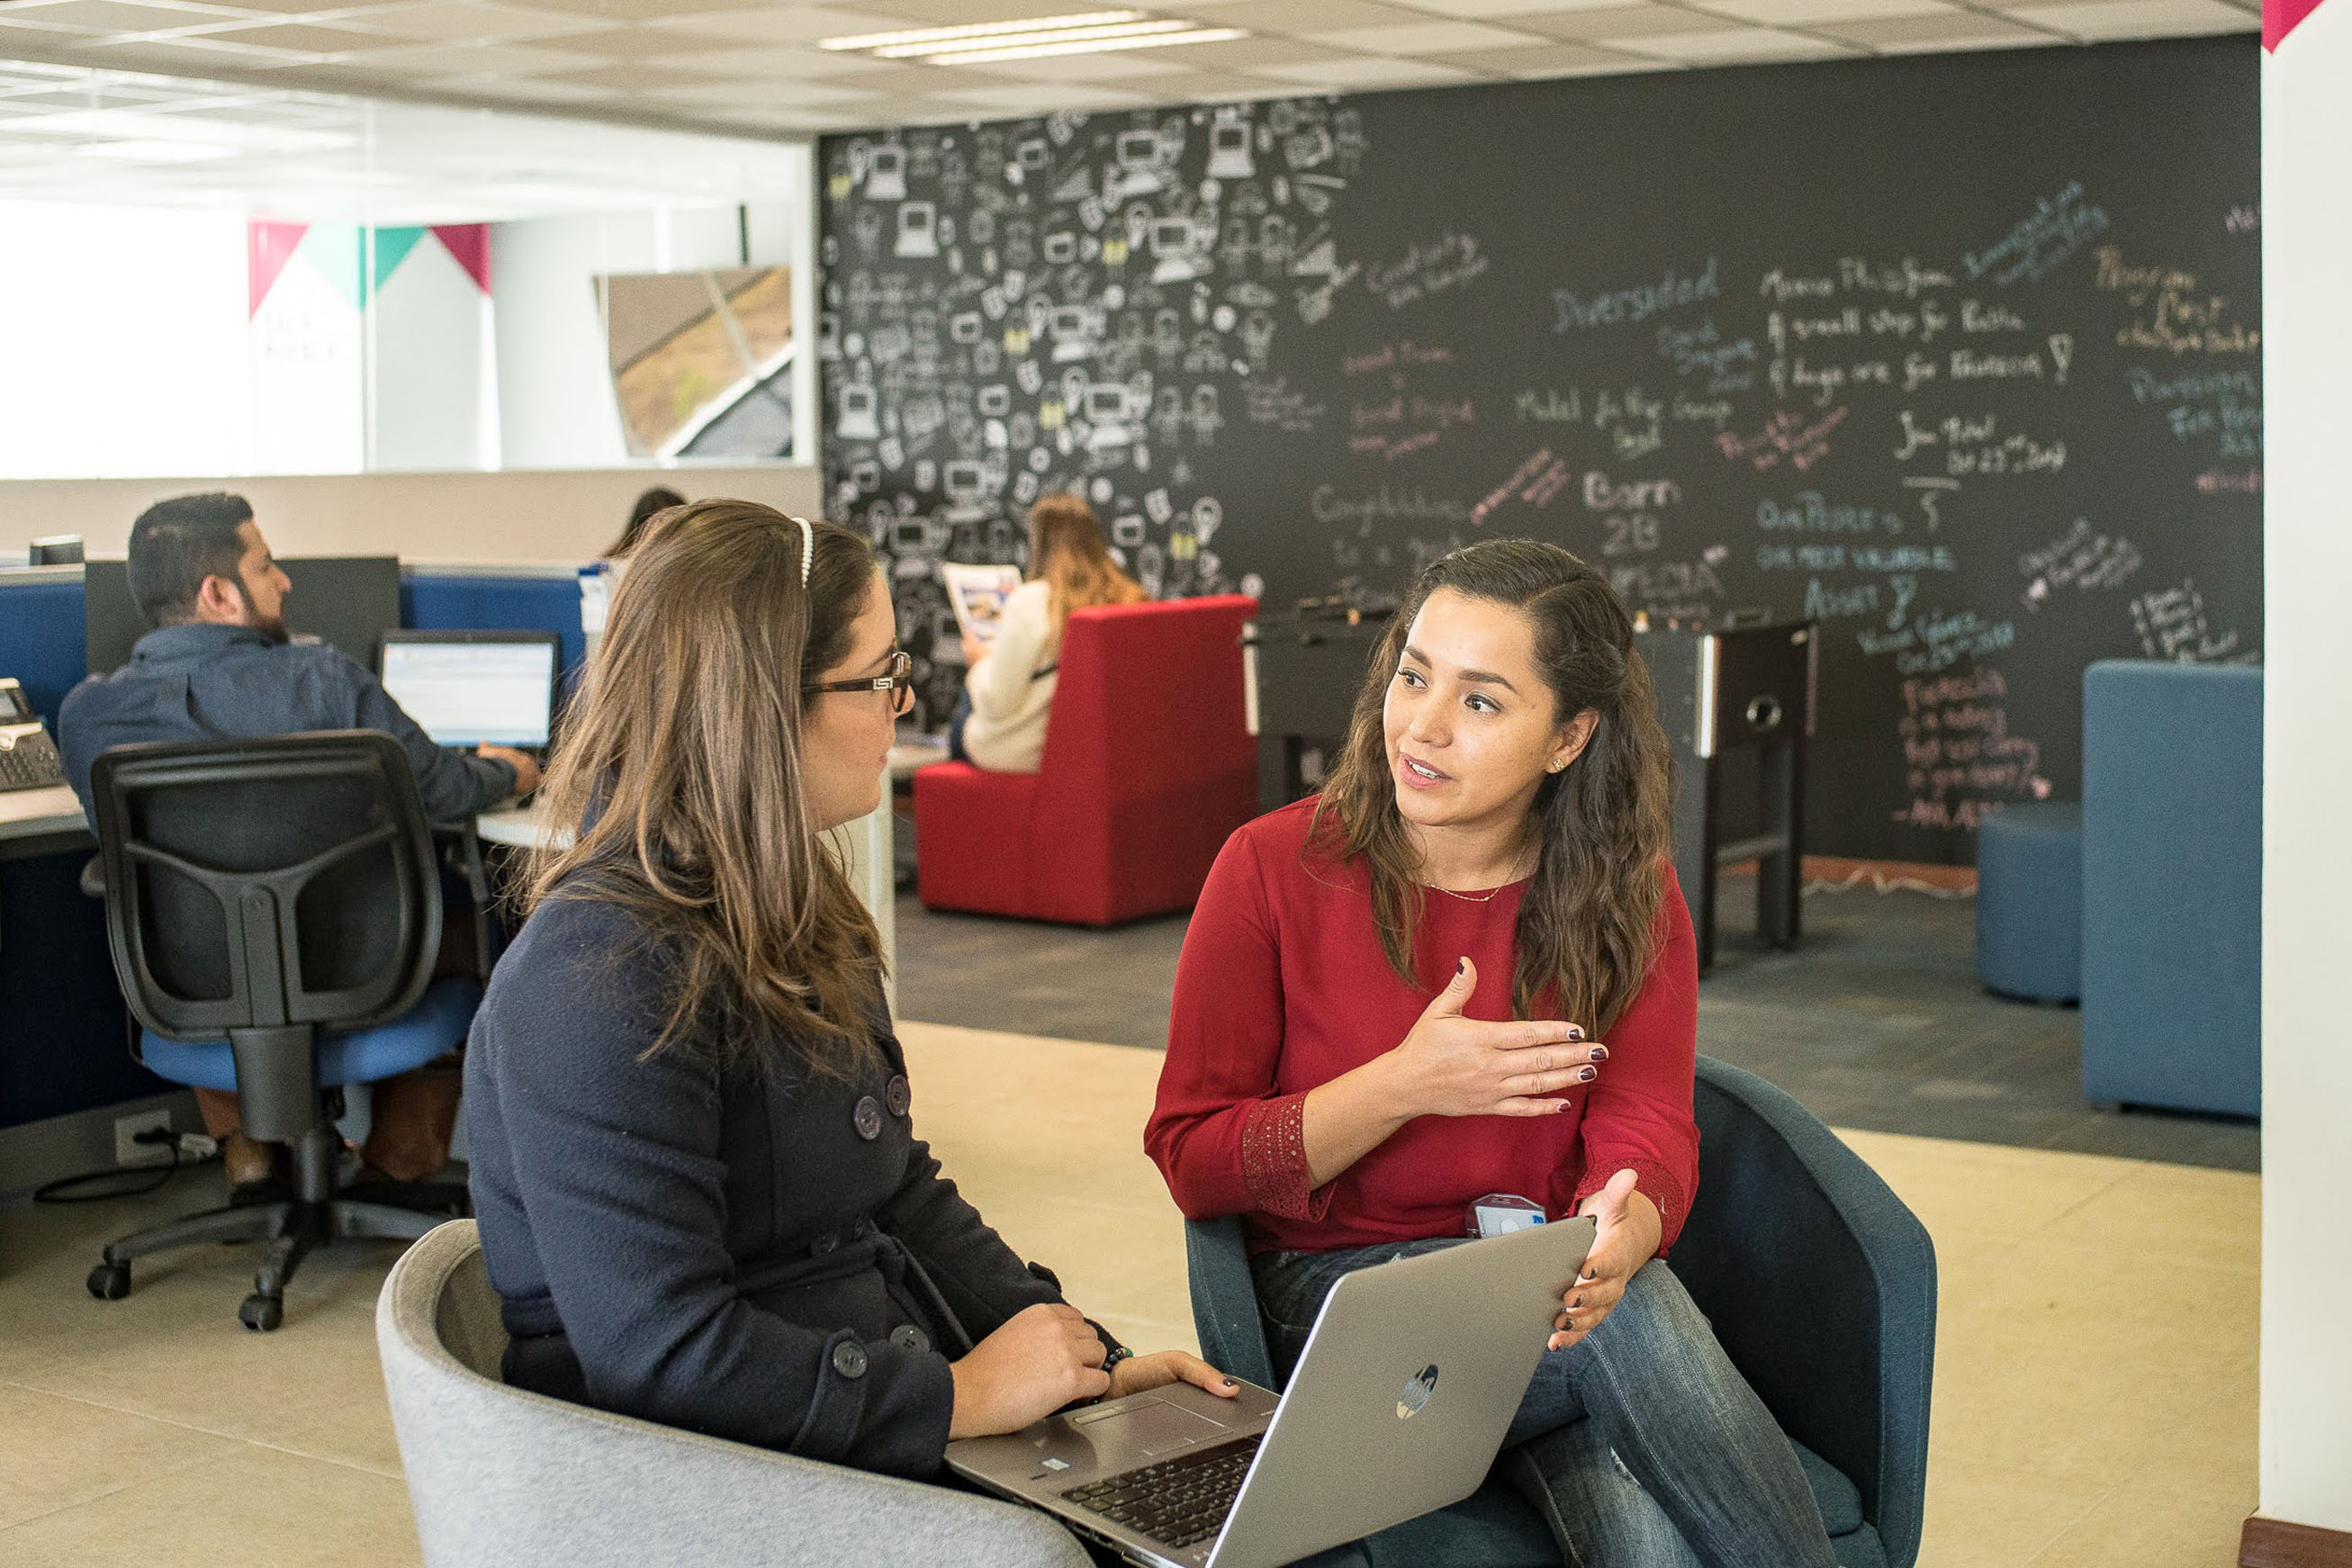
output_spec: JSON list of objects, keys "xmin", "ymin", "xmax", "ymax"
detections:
[{"xmin": 1185, "ymin": 1055, "xmax": 1935, "ymax": 1568}]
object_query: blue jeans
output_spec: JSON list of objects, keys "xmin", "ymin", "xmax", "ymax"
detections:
[
  {"xmin": 1254, "ymin": 1239, "xmax": 1836, "ymax": 1568},
  {"xmin": 947, "ymin": 693, "xmax": 972, "ymax": 763}
]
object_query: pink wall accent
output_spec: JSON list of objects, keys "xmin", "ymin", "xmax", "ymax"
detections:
[
  {"xmin": 247, "ymin": 221, "xmax": 308, "ymax": 317},
  {"xmin": 432, "ymin": 224, "xmax": 491, "ymax": 293}
]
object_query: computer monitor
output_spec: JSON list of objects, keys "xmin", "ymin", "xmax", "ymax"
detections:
[
  {"xmin": 28, "ymin": 536, "xmax": 82, "ymax": 565},
  {"xmin": 377, "ymin": 631, "xmax": 561, "ymax": 749},
  {"xmin": 83, "ymin": 555, "xmax": 401, "ymax": 677}
]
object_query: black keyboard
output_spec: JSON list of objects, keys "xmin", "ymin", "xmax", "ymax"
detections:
[
  {"xmin": 0, "ymin": 726, "xmax": 64, "ymax": 792},
  {"xmin": 1063, "ymin": 1435, "xmax": 1263, "ymax": 1550}
]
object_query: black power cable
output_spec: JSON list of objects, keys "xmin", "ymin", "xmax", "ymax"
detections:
[{"xmin": 32, "ymin": 1126, "xmax": 218, "ymax": 1204}]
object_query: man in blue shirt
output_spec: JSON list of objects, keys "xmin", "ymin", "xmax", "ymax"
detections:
[{"xmin": 60, "ymin": 492, "xmax": 540, "ymax": 1198}]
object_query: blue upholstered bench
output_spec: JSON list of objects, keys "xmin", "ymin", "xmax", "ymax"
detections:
[{"xmin": 1975, "ymin": 801, "xmax": 2083, "ymax": 1004}]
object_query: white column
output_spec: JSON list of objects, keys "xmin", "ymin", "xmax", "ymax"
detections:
[{"xmin": 2258, "ymin": 0, "xmax": 2352, "ymax": 1535}]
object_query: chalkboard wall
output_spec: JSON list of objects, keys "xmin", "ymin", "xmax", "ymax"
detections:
[{"xmin": 818, "ymin": 38, "xmax": 2259, "ymax": 864}]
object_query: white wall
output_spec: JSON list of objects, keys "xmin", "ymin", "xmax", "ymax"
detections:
[
  {"xmin": 0, "ymin": 202, "xmax": 251, "ymax": 479},
  {"xmin": 491, "ymin": 171, "xmax": 810, "ymax": 472},
  {"xmin": 2259, "ymin": 0, "xmax": 2352, "ymax": 1536},
  {"xmin": 0, "ymin": 464, "xmax": 822, "ymax": 565}
]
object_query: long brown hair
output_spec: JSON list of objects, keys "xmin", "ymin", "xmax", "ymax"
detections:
[
  {"xmin": 1309, "ymin": 540, "xmax": 1675, "ymax": 1034},
  {"xmin": 1028, "ymin": 492, "xmax": 1145, "ymax": 630},
  {"xmin": 526, "ymin": 500, "xmax": 884, "ymax": 1076}
]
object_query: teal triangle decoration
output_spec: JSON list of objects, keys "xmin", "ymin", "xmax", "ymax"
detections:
[
  {"xmin": 370, "ymin": 227, "xmax": 428, "ymax": 293},
  {"xmin": 300, "ymin": 225, "xmax": 364, "ymax": 311}
]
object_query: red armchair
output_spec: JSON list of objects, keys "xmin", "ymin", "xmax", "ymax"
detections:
[{"xmin": 915, "ymin": 595, "xmax": 1258, "ymax": 925}]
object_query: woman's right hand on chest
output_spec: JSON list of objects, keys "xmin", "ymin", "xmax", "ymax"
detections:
[
  {"xmin": 948, "ymin": 1303, "xmax": 1113, "ymax": 1438},
  {"xmin": 1376, "ymin": 957, "xmax": 1604, "ymax": 1119}
]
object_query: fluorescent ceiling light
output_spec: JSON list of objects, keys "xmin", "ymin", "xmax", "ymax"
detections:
[
  {"xmin": 819, "ymin": 12, "xmax": 1148, "ymax": 52},
  {"xmin": 875, "ymin": 18, "xmax": 1197, "ymax": 58},
  {"xmin": 924, "ymin": 25, "xmax": 1248, "ymax": 63}
]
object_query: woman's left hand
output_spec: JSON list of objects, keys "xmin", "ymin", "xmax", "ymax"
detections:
[
  {"xmin": 1551, "ymin": 1168, "xmax": 1662, "ymax": 1351},
  {"xmin": 1107, "ymin": 1350, "xmax": 1242, "ymax": 1401}
]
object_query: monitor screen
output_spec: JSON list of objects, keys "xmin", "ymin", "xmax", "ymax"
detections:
[{"xmin": 380, "ymin": 636, "xmax": 556, "ymax": 748}]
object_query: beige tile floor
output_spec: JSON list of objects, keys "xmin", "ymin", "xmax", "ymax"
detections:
[{"xmin": 0, "ymin": 1023, "xmax": 2257, "ymax": 1566}]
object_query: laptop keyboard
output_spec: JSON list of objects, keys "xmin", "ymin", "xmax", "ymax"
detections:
[{"xmin": 1063, "ymin": 1434, "xmax": 1263, "ymax": 1549}]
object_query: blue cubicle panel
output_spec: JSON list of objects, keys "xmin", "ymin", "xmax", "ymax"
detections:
[
  {"xmin": 402, "ymin": 572, "xmax": 586, "ymax": 679},
  {"xmin": 0, "ymin": 576, "xmax": 89, "ymax": 727},
  {"xmin": 0, "ymin": 564, "xmax": 585, "ymax": 1139}
]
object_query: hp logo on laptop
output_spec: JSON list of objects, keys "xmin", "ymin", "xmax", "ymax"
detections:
[{"xmin": 1396, "ymin": 1365, "xmax": 1439, "ymax": 1420}]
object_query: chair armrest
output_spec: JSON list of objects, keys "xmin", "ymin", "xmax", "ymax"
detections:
[
  {"xmin": 1184, "ymin": 1216, "xmax": 1278, "ymax": 1390},
  {"xmin": 1672, "ymin": 1057, "xmax": 1936, "ymax": 1568}
]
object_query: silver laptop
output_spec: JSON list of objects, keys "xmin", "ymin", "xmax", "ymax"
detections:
[{"xmin": 948, "ymin": 1216, "xmax": 1596, "ymax": 1568}]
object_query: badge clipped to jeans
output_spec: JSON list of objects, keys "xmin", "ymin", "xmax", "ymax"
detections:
[{"xmin": 1467, "ymin": 1193, "xmax": 1546, "ymax": 1239}]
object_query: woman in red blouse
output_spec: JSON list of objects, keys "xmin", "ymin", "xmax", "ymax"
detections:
[{"xmin": 1148, "ymin": 541, "xmax": 1834, "ymax": 1567}]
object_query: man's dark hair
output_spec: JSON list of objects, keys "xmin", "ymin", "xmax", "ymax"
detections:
[{"xmin": 127, "ymin": 492, "xmax": 255, "ymax": 627}]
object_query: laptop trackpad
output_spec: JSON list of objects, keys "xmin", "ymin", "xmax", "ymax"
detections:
[{"xmin": 1068, "ymin": 1397, "xmax": 1227, "ymax": 1455}]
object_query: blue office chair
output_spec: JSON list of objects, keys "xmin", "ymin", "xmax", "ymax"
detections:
[
  {"xmin": 1185, "ymin": 1056, "xmax": 1936, "ymax": 1568},
  {"xmin": 84, "ymin": 732, "xmax": 478, "ymax": 1331}
]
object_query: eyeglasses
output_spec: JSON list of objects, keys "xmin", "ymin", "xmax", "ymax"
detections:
[{"xmin": 805, "ymin": 649, "xmax": 916, "ymax": 716}]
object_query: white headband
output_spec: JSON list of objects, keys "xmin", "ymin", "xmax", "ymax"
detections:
[{"xmin": 795, "ymin": 515, "xmax": 813, "ymax": 588}]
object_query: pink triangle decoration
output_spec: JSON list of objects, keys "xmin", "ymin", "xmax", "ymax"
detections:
[
  {"xmin": 248, "ymin": 221, "xmax": 309, "ymax": 317},
  {"xmin": 432, "ymin": 225, "xmax": 491, "ymax": 294},
  {"xmin": 2266, "ymin": 0, "xmax": 2325, "ymax": 48}
]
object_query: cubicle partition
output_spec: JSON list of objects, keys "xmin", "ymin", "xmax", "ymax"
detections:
[{"xmin": 0, "ymin": 562, "xmax": 587, "ymax": 1190}]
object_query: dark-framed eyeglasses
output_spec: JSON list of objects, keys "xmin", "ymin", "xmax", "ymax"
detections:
[{"xmin": 805, "ymin": 649, "xmax": 915, "ymax": 716}]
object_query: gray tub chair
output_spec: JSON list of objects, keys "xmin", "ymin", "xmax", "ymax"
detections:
[
  {"xmin": 1186, "ymin": 1056, "xmax": 1937, "ymax": 1568},
  {"xmin": 376, "ymin": 1220, "xmax": 1090, "ymax": 1568}
]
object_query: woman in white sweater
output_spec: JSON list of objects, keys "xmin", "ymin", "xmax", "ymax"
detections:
[{"xmin": 951, "ymin": 493, "xmax": 1146, "ymax": 773}]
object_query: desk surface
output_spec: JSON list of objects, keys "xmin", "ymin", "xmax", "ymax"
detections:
[
  {"xmin": 0, "ymin": 783, "xmax": 92, "ymax": 859},
  {"xmin": 476, "ymin": 799, "xmax": 565, "ymax": 852}
]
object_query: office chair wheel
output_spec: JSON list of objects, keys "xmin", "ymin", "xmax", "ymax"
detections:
[
  {"xmin": 239, "ymin": 1293, "xmax": 284, "ymax": 1333},
  {"xmin": 86, "ymin": 1262, "xmax": 131, "ymax": 1301}
]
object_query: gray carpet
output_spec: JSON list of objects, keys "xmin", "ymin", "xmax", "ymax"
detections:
[{"xmin": 892, "ymin": 877, "xmax": 2257, "ymax": 1173}]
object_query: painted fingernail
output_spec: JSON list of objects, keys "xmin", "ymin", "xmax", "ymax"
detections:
[
  {"xmin": 1222, "ymin": 1378, "xmax": 1238, "ymax": 1388},
  {"xmin": 1567, "ymin": 1025, "xmax": 1584, "ymax": 1040},
  {"xmin": 1589, "ymin": 1046, "xmax": 1609, "ymax": 1062},
  {"xmin": 1578, "ymin": 1066, "xmax": 1597, "ymax": 1082},
  {"xmin": 1456, "ymin": 958, "xmax": 1467, "ymax": 977}
]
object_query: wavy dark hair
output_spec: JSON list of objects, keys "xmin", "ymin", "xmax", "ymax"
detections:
[
  {"xmin": 1308, "ymin": 539, "xmax": 1675, "ymax": 1034},
  {"xmin": 525, "ymin": 500, "xmax": 884, "ymax": 1076}
]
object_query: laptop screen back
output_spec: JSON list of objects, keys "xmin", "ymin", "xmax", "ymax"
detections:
[{"xmin": 380, "ymin": 636, "xmax": 556, "ymax": 747}]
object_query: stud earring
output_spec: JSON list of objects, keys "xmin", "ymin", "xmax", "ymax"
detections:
[{"xmin": 1548, "ymin": 760, "xmax": 1566, "ymax": 772}]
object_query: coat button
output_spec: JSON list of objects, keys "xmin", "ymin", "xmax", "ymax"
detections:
[
  {"xmin": 853, "ymin": 1095, "xmax": 884, "ymax": 1140},
  {"xmin": 889, "ymin": 1324, "xmax": 930, "ymax": 1353},
  {"xmin": 831, "ymin": 1341, "xmax": 869, "ymax": 1380},
  {"xmin": 885, "ymin": 1075, "xmax": 911, "ymax": 1117}
]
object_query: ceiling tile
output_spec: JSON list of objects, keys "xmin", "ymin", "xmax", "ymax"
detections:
[
  {"xmin": 646, "ymin": 41, "xmax": 900, "ymax": 77},
  {"xmin": 69, "ymin": 33, "xmax": 318, "ymax": 63},
  {"xmin": 1245, "ymin": 53, "xmax": 1482, "ymax": 85},
  {"xmin": 520, "ymin": 23, "xmax": 754, "ymax": 57},
  {"xmin": 930, "ymin": 80, "xmax": 1153, "ymax": 111},
  {"xmin": 954, "ymin": 50, "xmax": 1192, "ymax": 80},
  {"xmin": 2000, "ymin": 0, "xmax": 2253, "ymax": 35},
  {"xmin": 1183, "ymin": 0, "xmax": 1443, "ymax": 35},
  {"xmin": 1695, "ymin": 0, "xmax": 1951, "ymax": 20},
  {"xmin": 0, "ymin": 0, "xmax": 245, "ymax": 35},
  {"xmin": 641, "ymin": 5, "xmax": 923, "ymax": 43},
  {"xmin": 1432, "ymin": 38, "xmax": 1657, "ymax": 72},
  {"xmin": 311, "ymin": 36, "xmax": 608, "ymax": 71},
  {"xmin": 643, "ymin": 75, "xmax": 884, "ymax": 104},
  {"xmin": 326, "ymin": 4, "xmax": 613, "ymax": 41},
  {"xmin": 1515, "ymin": 5, "xmax": 1737, "ymax": 36},
  {"xmin": 535, "ymin": 59, "xmax": 727, "ymax": 86},
  {"xmin": 695, "ymin": 103, "xmax": 862, "ymax": 130},
  {"xmin": 1609, "ymin": 23, "xmax": 1857, "ymax": 55},
  {"xmin": 1816, "ymin": 9, "xmax": 2061, "ymax": 42},
  {"xmin": 175, "ymin": 22, "xmax": 411, "ymax": 52},
  {"xmin": 1384, "ymin": 0, "xmax": 1651, "ymax": 12},
  {"xmin": 413, "ymin": 68, "xmax": 620, "ymax": 98},
  {"xmin": 1302, "ymin": 18, "xmax": 1549, "ymax": 50},
  {"xmin": 1136, "ymin": 33, "xmax": 1342, "ymax": 66},
  {"xmin": 841, "ymin": 0, "xmax": 1136, "ymax": 21}
]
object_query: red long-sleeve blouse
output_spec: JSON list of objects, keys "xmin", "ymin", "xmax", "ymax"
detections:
[{"xmin": 1147, "ymin": 798, "xmax": 1700, "ymax": 1257}]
